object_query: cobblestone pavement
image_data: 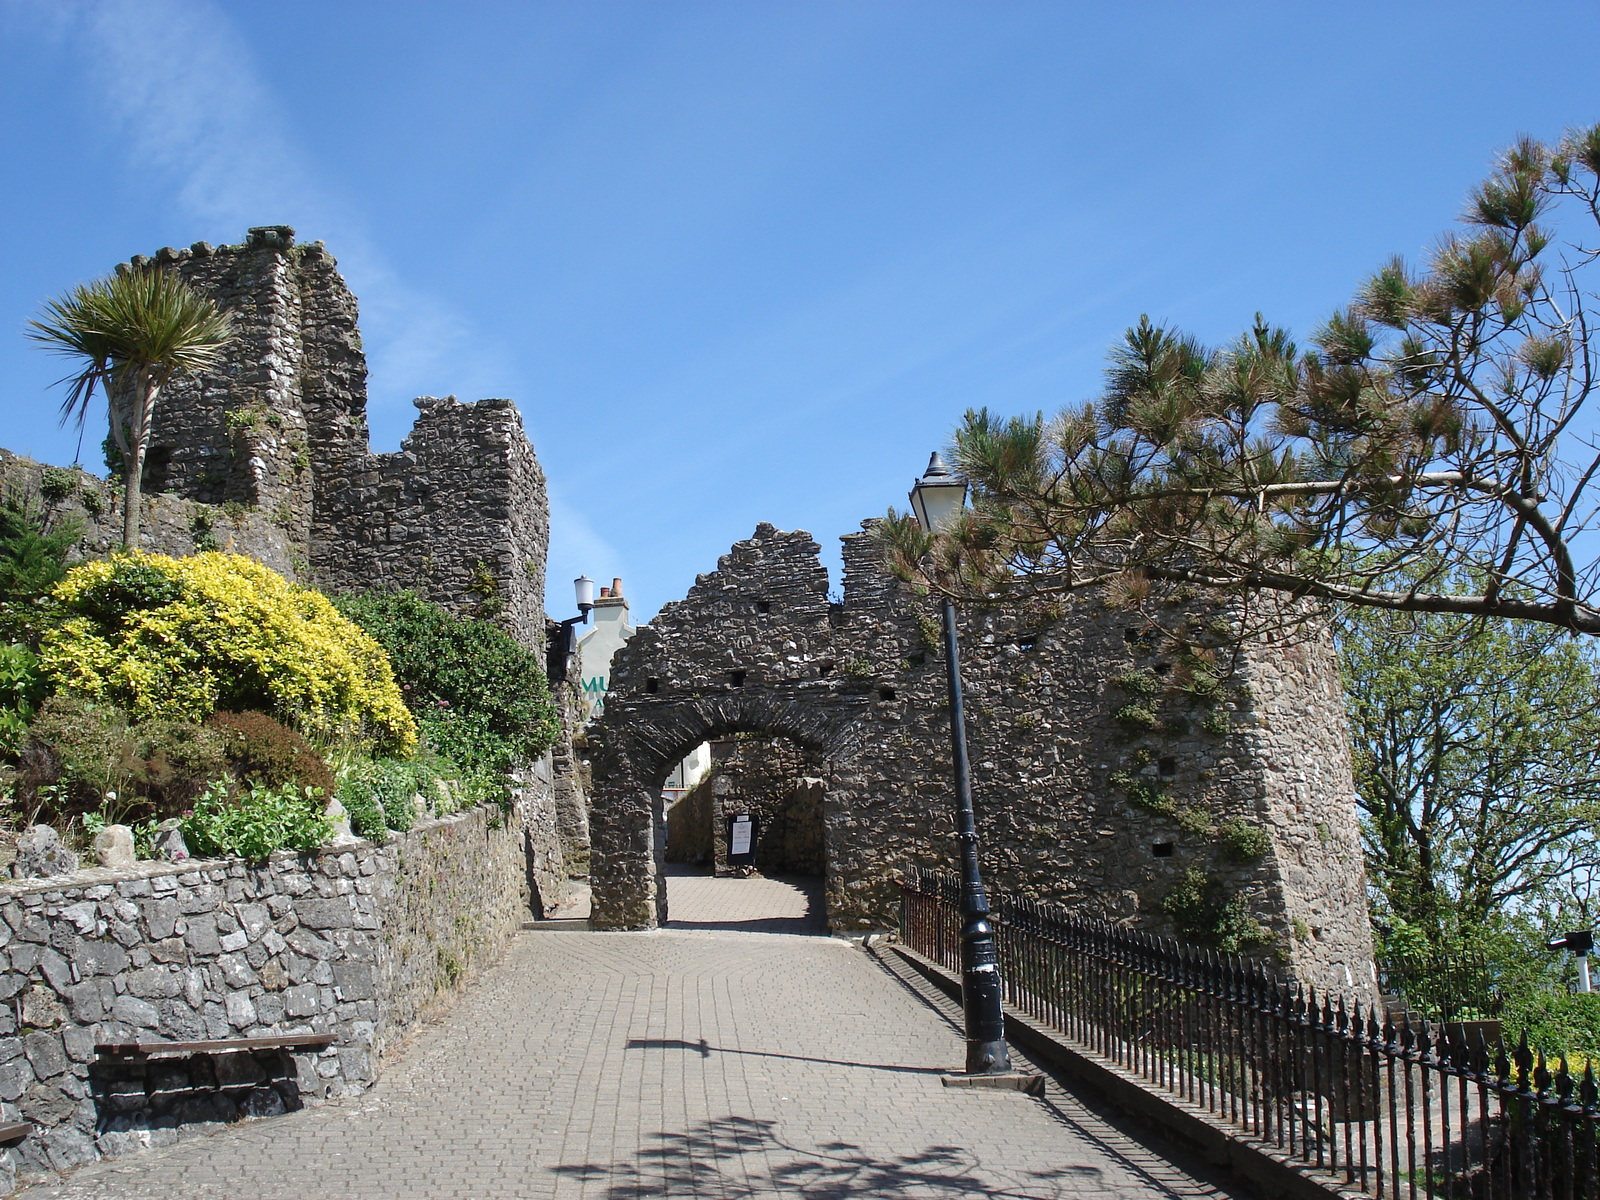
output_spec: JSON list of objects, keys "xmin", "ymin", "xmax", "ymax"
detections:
[{"xmin": 15, "ymin": 877, "xmax": 1246, "ymax": 1200}]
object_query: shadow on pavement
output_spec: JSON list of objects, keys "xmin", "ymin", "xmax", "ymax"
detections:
[
  {"xmin": 550, "ymin": 1113, "xmax": 1103, "ymax": 1198},
  {"xmin": 625, "ymin": 1037, "xmax": 948, "ymax": 1076},
  {"xmin": 665, "ymin": 915, "xmax": 827, "ymax": 934}
]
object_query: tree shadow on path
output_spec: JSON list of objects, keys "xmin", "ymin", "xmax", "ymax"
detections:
[{"xmin": 550, "ymin": 1113, "xmax": 1105, "ymax": 1198}]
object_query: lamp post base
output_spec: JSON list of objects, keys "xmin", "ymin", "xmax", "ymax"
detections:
[
  {"xmin": 964, "ymin": 1035, "xmax": 1012, "ymax": 1076},
  {"xmin": 941, "ymin": 1071, "xmax": 1043, "ymax": 1095}
]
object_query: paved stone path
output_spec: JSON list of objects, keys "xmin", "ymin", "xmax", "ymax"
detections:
[{"xmin": 15, "ymin": 875, "xmax": 1245, "ymax": 1199}]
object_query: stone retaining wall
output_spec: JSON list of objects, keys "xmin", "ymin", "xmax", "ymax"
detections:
[{"xmin": 0, "ymin": 802, "xmax": 537, "ymax": 1192}]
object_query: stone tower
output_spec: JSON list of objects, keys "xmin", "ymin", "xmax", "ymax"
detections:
[{"xmin": 127, "ymin": 225, "xmax": 549, "ymax": 646}]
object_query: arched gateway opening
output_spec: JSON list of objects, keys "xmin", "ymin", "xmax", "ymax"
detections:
[{"xmin": 588, "ymin": 691, "xmax": 868, "ymax": 930}]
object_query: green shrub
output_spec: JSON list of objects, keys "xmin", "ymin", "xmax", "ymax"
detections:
[
  {"xmin": 1504, "ymin": 993, "xmax": 1600, "ymax": 1059},
  {"xmin": 0, "ymin": 488, "xmax": 82, "ymax": 636},
  {"xmin": 0, "ymin": 644, "xmax": 44, "ymax": 756},
  {"xmin": 1111, "ymin": 703, "xmax": 1159, "ymax": 732},
  {"xmin": 41, "ymin": 551, "xmax": 415, "ymax": 753},
  {"xmin": 180, "ymin": 778, "xmax": 332, "ymax": 862},
  {"xmin": 333, "ymin": 591, "xmax": 557, "ymax": 774},
  {"xmin": 17, "ymin": 693, "xmax": 128, "ymax": 822},
  {"xmin": 336, "ymin": 779, "xmax": 388, "ymax": 840},
  {"xmin": 1109, "ymin": 770, "xmax": 1168, "ymax": 811},
  {"xmin": 1110, "ymin": 668, "xmax": 1162, "ymax": 697},
  {"xmin": 38, "ymin": 467, "xmax": 77, "ymax": 503},
  {"xmin": 207, "ymin": 710, "xmax": 334, "ymax": 795},
  {"xmin": 20, "ymin": 695, "xmax": 232, "ymax": 826},
  {"xmin": 126, "ymin": 717, "xmax": 230, "ymax": 812},
  {"xmin": 1162, "ymin": 868, "xmax": 1272, "ymax": 953},
  {"xmin": 337, "ymin": 756, "xmax": 445, "ymax": 833},
  {"xmin": 1218, "ymin": 817, "xmax": 1270, "ymax": 862}
]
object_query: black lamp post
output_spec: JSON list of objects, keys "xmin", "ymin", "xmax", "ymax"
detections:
[
  {"xmin": 909, "ymin": 452, "xmax": 1013, "ymax": 1076},
  {"xmin": 548, "ymin": 575, "xmax": 596, "ymax": 683}
]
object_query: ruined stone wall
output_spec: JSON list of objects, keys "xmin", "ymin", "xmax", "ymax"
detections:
[
  {"xmin": 0, "ymin": 799, "xmax": 543, "ymax": 1190},
  {"xmin": 101, "ymin": 227, "xmax": 549, "ymax": 649},
  {"xmin": 0, "ymin": 453, "xmax": 299, "ymax": 580},
  {"xmin": 587, "ymin": 522, "xmax": 1376, "ymax": 997},
  {"xmin": 547, "ymin": 672, "xmax": 592, "ymax": 881},
  {"xmin": 701, "ymin": 738, "xmax": 826, "ymax": 875},
  {"xmin": 310, "ymin": 396, "xmax": 549, "ymax": 646}
]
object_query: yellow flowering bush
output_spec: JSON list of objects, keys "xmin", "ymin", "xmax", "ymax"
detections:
[{"xmin": 39, "ymin": 552, "xmax": 416, "ymax": 755}]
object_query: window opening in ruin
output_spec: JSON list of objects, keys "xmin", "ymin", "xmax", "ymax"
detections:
[
  {"xmin": 1153, "ymin": 662, "xmax": 1171, "ymax": 675},
  {"xmin": 818, "ymin": 661, "xmax": 835, "ymax": 677},
  {"xmin": 645, "ymin": 678, "xmax": 659, "ymax": 694},
  {"xmin": 756, "ymin": 600, "xmax": 771, "ymax": 614},
  {"xmin": 1158, "ymin": 756, "xmax": 1177, "ymax": 777},
  {"xmin": 878, "ymin": 687, "xmax": 897, "ymax": 701},
  {"xmin": 142, "ymin": 445, "xmax": 173, "ymax": 494},
  {"xmin": 1151, "ymin": 842, "xmax": 1175, "ymax": 858},
  {"xmin": 1016, "ymin": 635, "xmax": 1037, "ymax": 651},
  {"xmin": 730, "ymin": 670, "xmax": 746, "ymax": 688}
]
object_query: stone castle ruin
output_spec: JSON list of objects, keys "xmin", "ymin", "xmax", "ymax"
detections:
[
  {"xmin": 113, "ymin": 225, "xmax": 549, "ymax": 646},
  {"xmin": 586, "ymin": 524, "xmax": 1376, "ymax": 995},
  {"xmin": 2, "ymin": 226, "xmax": 580, "ymax": 906},
  {"xmin": 8, "ymin": 226, "xmax": 1375, "ymax": 997}
]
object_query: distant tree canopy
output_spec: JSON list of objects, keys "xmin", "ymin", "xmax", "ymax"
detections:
[
  {"xmin": 1337, "ymin": 586, "xmax": 1600, "ymax": 938},
  {"xmin": 881, "ymin": 124, "xmax": 1600, "ymax": 635}
]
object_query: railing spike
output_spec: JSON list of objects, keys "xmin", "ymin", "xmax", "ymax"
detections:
[{"xmin": 1583, "ymin": 1062, "xmax": 1599, "ymax": 1110}]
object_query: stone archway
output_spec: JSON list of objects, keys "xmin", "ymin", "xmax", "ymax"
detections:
[
  {"xmin": 588, "ymin": 691, "xmax": 869, "ymax": 929},
  {"xmin": 582, "ymin": 523, "xmax": 1377, "ymax": 998}
]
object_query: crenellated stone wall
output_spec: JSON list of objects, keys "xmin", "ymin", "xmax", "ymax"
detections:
[
  {"xmin": 586, "ymin": 522, "xmax": 1377, "ymax": 998},
  {"xmin": 0, "ymin": 795, "xmax": 546, "ymax": 1192}
]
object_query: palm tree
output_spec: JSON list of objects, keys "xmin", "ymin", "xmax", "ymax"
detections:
[{"xmin": 28, "ymin": 267, "xmax": 232, "ymax": 548}]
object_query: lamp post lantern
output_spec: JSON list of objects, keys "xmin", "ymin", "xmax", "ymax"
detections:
[
  {"xmin": 549, "ymin": 575, "xmax": 596, "ymax": 683},
  {"xmin": 909, "ymin": 452, "xmax": 1013, "ymax": 1075}
]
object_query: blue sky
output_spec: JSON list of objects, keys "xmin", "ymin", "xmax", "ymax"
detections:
[{"xmin": 3, "ymin": 1, "xmax": 1599, "ymax": 622}]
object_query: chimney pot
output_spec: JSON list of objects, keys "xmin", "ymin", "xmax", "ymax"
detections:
[
  {"xmin": 612, "ymin": 578, "xmax": 623, "ymax": 597},
  {"xmin": 599, "ymin": 587, "xmax": 611, "ymax": 598}
]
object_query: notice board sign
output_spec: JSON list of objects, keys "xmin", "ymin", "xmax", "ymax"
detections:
[{"xmin": 726, "ymin": 814, "xmax": 758, "ymax": 867}]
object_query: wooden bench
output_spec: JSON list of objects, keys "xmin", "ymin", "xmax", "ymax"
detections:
[
  {"xmin": 96, "ymin": 1033, "xmax": 336, "ymax": 1060},
  {"xmin": 0, "ymin": 1123, "xmax": 30, "ymax": 1144}
]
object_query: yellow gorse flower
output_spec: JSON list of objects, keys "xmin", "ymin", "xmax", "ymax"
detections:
[{"xmin": 41, "ymin": 551, "xmax": 416, "ymax": 755}]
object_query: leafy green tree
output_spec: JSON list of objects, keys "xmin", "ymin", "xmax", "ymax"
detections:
[
  {"xmin": 28, "ymin": 268, "xmax": 231, "ymax": 548},
  {"xmin": 1338, "ymin": 597, "xmax": 1600, "ymax": 935},
  {"xmin": 881, "ymin": 124, "xmax": 1600, "ymax": 635}
]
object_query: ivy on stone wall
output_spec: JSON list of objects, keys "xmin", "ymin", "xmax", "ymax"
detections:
[{"xmin": 1161, "ymin": 868, "xmax": 1272, "ymax": 953}]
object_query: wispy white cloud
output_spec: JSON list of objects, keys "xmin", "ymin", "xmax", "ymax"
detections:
[{"xmin": 40, "ymin": 0, "xmax": 513, "ymax": 443}]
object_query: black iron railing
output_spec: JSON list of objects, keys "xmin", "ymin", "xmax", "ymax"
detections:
[
  {"xmin": 900, "ymin": 867, "xmax": 1600, "ymax": 1200},
  {"xmin": 1377, "ymin": 952, "xmax": 1506, "ymax": 1023}
]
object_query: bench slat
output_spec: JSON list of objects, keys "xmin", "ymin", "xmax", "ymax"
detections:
[
  {"xmin": 0, "ymin": 1122, "xmax": 30, "ymax": 1144},
  {"xmin": 96, "ymin": 1033, "xmax": 336, "ymax": 1058}
]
